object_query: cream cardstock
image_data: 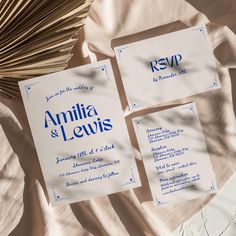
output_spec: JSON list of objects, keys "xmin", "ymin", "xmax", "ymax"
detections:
[
  {"xmin": 19, "ymin": 59, "xmax": 141, "ymax": 206},
  {"xmin": 133, "ymin": 103, "xmax": 217, "ymax": 207},
  {"xmin": 114, "ymin": 25, "xmax": 220, "ymax": 110}
]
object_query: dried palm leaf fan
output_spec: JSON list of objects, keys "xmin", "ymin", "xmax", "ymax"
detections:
[{"xmin": 0, "ymin": 0, "xmax": 93, "ymax": 98}]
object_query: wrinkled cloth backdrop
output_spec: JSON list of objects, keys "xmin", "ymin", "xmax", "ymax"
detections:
[{"xmin": 1, "ymin": 0, "xmax": 236, "ymax": 235}]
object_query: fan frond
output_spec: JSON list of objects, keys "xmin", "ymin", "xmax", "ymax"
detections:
[{"xmin": 0, "ymin": 0, "xmax": 93, "ymax": 98}]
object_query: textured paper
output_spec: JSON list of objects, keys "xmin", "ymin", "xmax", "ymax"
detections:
[
  {"xmin": 19, "ymin": 59, "xmax": 141, "ymax": 206},
  {"xmin": 133, "ymin": 103, "xmax": 217, "ymax": 207},
  {"xmin": 114, "ymin": 25, "xmax": 221, "ymax": 110},
  {"xmin": 174, "ymin": 174, "xmax": 236, "ymax": 236}
]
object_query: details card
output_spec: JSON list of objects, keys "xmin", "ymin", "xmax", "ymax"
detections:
[
  {"xmin": 114, "ymin": 25, "xmax": 220, "ymax": 110},
  {"xmin": 19, "ymin": 59, "xmax": 141, "ymax": 206},
  {"xmin": 132, "ymin": 103, "xmax": 217, "ymax": 207}
]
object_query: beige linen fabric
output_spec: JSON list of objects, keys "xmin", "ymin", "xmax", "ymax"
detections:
[{"xmin": 1, "ymin": 0, "xmax": 236, "ymax": 235}]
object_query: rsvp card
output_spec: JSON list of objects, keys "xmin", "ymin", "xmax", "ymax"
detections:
[
  {"xmin": 133, "ymin": 103, "xmax": 217, "ymax": 207},
  {"xmin": 19, "ymin": 59, "xmax": 141, "ymax": 206},
  {"xmin": 114, "ymin": 25, "xmax": 220, "ymax": 110}
]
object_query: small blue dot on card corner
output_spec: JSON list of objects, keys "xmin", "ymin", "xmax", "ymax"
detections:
[
  {"xmin": 130, "ymin": 178, "xmax": 132, "ymax": 181},
  {"xmin": 28, "ymin": 87, "xmax": 30, "ymax": 90},
  {"xmin": 102, "ymin": 67, "xmax": 105, "ymax": 71}
]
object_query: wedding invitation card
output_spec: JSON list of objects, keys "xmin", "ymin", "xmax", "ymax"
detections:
[
  {"xmin": 114, "ymin": 25, "xmax": 221, "ymax": 110},
  {"xmin": 133, "ymin": 103, "xmax": 217, "ymax": 207},
  {"xmin": 19, "ymin": 59, "xmax": 141, "ymax": 206}
]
